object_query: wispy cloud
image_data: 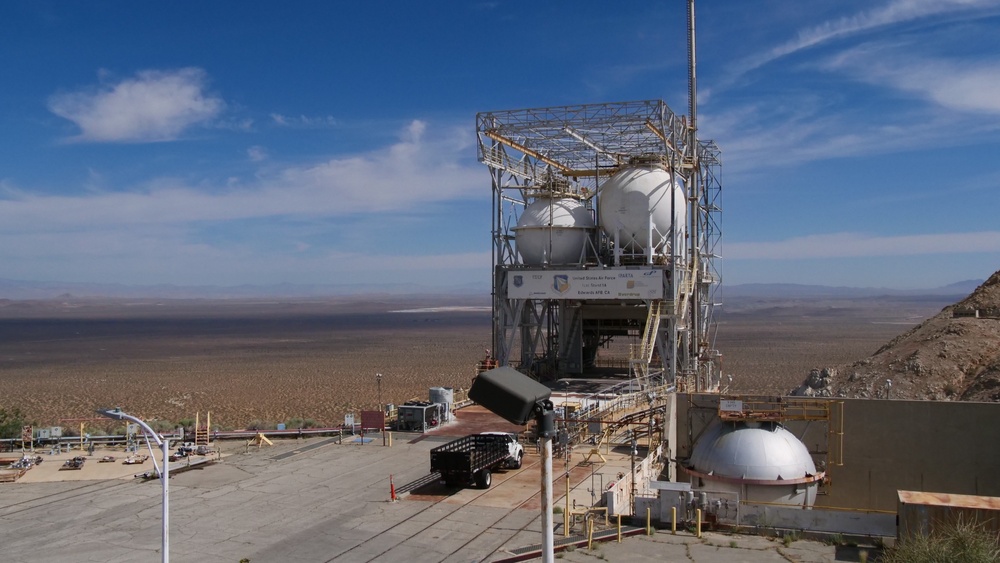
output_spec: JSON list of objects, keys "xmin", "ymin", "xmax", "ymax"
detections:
[
  {"xmin": 727, "ymin": 231, "xmax": 1000, "ymax": 260},
  {"xmin": 270, "ymin": 113, "xmax": 338, "ymax": 128},
  {"xmin": 824, "ymin": 45, "xmax": 1000, "ymax": 115},
  {"xmin": 0, "ymin": 119, "xmax": 487, "ymax": 285},
  {"xmin": 0, "ymin": 120, "xmax": 481, "ymax": 232},
  {"xmin": 705, "ymin": 33, "xmax": 1000, "ymax": 173},
  {"xmin": 702, "ymin": 98, "xmax": 961, "ymax": 174},
  {"xmin": 247, "ymin": 145, "xmax": 268, "ymax": 162},
  {"xmin": 47, "ymin": 68, "xmax": 225, "ymax": 142},
  {"xmin": 734, "ymin": 0, "xmax": 999, "ymax": 75},
  {"xmin": 0, "ymin": 226, "xmax": 491, "ymax": 286}
]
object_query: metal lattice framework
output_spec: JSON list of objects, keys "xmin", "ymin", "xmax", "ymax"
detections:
[
  {"xmin": 476, "ymin": 99, "xmax": 722, "ymax": 391},
  {"xmin": 477, "ymin": 100, "xmax": 689, "ymax": 191}
]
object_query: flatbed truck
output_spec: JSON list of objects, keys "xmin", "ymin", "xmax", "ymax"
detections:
[{"xmin": 430, "ymin": 432, "xmax": 524, "ymax": 489}]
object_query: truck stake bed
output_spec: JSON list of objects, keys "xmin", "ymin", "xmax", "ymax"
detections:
[{"xmin": 430, "ymin": 432, "xmax": 523, "ymax": 489}]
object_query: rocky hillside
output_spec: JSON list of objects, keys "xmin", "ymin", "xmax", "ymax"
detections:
[{"xmin": 791, "ymin": 270, "xmax": 1000, "ymax": 402}]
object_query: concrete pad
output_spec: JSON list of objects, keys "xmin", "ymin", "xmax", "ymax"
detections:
[{"xmin": 0, "ymin": 433, "xmax": 844, "ymax": 563}]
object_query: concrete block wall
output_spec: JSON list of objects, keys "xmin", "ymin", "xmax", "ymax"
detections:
[{"xmin": 675, "ymin": 393, "xmax": 1000, "ymax": 512}]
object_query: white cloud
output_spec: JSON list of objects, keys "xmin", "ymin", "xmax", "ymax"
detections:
[
  {"xmin": 701, "ymin": 99, "xmax": 958, "ymax": 175},
  {"xmin": 270, "ymin": 113, "xmax": 337, "ymax": 128},
  {"xmin": 272, "ymin": 119, "xmax": 480, "ymax": 214},
  {"xmin": 0, "ymin": 226, "xmax": 492, "ymax": 286},
  {"xmin": 0, "ymin": 120, "xmax": 482, "ymax": 232},
  {"xmin": 735, "ymin": 0, "xmax": 999, "ymax": 75},
  {"xmin": 0, "ymin": 119, "xmax": 491, "ymax": 285},
  {"xmin": 247, "ymin": 145, "xmax": 268, "ymax": 162},
  {"xmin": 48, "ymin": 68, "xmax": 225, "ymax": 142},
  {"xmin": 825, "ymin": 46, "xmax": 1000, "ymax": 115},
  {"xmin": 726, "ymin": 231, "xmax": 1000, "ymax": 260}
]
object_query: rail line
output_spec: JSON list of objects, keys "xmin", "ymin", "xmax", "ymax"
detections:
[
  {"xmin": 325, "ymin": 457, "xmax": 546, "ymax": 562},
  {"xmin": 0, "ymin": 478, "xmax": 140, "ymax": 519}
]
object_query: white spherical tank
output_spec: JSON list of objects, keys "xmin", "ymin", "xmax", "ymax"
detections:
[
  {"xmin": 598, "ymin": 165, "xmax": 686, "ymax": 254},
  {"xmin": 686, "ymin": 421, "xmax": 823, "ymax": 506},
  {"xmin": 514, "ymin": 197, "xmax": 595, "ymax": 265}
]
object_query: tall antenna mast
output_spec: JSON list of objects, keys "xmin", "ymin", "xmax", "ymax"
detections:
[
  {"xmin": 687, "ymin": 0, "xmax": 697, "ymax": 142},
  {"xmin": 686, "ymin": 0, "xmax": 703, "ymax": 388}
]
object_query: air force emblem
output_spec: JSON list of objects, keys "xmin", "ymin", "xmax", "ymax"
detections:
[{"xmin": 553, "ymin": 275, "xmax": 570, "ymax": 293}]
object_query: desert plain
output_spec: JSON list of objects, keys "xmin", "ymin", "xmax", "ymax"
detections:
[{"xmin": 0, "ymin": 293, "xmax": 954, "ymax": 432}]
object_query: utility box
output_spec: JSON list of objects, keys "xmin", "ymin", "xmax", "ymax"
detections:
[{"xmin": 397, "ymin": 401, "xmax": 442, "ymax": 432}]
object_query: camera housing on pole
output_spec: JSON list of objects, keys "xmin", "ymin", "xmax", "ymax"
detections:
[
  {"xmin": 469, "ymin": 367, "xmax": 557, "ymax": 562},
  {"xmin": 469, "ymin": 366, "xmax": 554, "ymax": 435}
]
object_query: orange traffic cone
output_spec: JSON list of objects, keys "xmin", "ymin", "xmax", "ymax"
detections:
[{"xmin": 390, "ymin": 474, "xmax": 397, "ymax": 502}]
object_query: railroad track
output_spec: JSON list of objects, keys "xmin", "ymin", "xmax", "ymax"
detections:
[{"xmin": 325, "ymin": 456, "xmax": 548, "ymax": 562}]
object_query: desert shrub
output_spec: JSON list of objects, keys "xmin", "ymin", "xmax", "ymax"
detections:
[
  {"xmin": 285, "ymin": 417, "xmax": 318, "ymax": 429},
  {"xmin": 245, "ymin": 420, "xmax": 274, "ymax": 431},
  {"xmin": 882, "ymin": 517, "xmax": 1000, "ymax": 563},
  {"xmin": 147, "ymin": 419, "xmax": 176, "ymax": 433},
  {"xmin": 0, "ymin": 408, "xmax": 28, "ymax": 439}
]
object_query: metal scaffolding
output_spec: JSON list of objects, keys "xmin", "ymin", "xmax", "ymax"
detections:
[{"xmin": 475, "ymin": 99, "xmax": 722, "ymax": 391}]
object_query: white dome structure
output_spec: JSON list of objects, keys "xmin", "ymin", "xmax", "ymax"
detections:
[
  {"xmin": 686, "ymin": 421, "xmax": 823, "ymax": 506},
  {"xmin": 514, "ymin": 197, "xmax": 595, "ymax": 265},
  {"xmin": 598, "ymin": 164, "xmax": 686, "ymax": 255}
]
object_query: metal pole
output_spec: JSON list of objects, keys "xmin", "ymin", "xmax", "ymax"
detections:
[
  {"xmin": 162, "ymin": 435, "xmax": 169, "ymax": 563},
  {"xmin": 541, "ymin": 435, "xmax": 554, "ymax": 563},
  {"xmin": 97, "ymin": 409, "xmax": 169, "ymax": 563}
]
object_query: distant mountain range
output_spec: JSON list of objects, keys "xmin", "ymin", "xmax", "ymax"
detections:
[
  {"xmin": 0, "ymin": 277, "xmax": 983, "ymax": 301},
  {"xmin": 720, "ymin": 280, "xmax": 982, "ymax": 300},
  {"xmin": 0, "ymin": 278, "xmax": 491, "ymax": 300}
]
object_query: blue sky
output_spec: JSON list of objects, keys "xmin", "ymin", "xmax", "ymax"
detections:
[{"xmin": 1, "ymin": 1, "xmax": 999, "ymax": 292}]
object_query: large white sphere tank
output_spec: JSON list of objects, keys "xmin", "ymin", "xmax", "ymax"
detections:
[
  {"xmin": 687, "ymin": 421, "xmax": 822, "ymax": 506},
  {"xmin": 598, "ymin": 164, "xmax": 686, "ymax": 253},
  {"xmin": 514, "ymin": 197, "xmax": 595, "ymax": 265}
]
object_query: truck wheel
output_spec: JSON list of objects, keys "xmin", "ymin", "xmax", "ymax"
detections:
[
  {"xmin": 510, "ymin": 452, "xmax": 523, "ymax": 469},
  {"xmin": 475, "ymin": 469, "xmax": 492, "ymax": 489}
]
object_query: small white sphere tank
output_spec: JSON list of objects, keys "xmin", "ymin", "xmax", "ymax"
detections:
[
  {"xmin": 514, "ymin": 197, "xmax": 595, "ymax": 265},
  {"xmin": 598, "ymin": 164, "xmax": 686, "ymax": 253}
]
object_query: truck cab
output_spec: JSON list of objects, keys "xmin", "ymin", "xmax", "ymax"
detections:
[{"xmin": 479, "ymin": 431, "xmax": 524, "ymax": 469}]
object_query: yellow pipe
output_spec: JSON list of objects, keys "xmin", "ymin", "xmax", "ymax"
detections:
[
  {"xmin": 564, "ymin": 475, "xmax": 570, "ymax": 537},
  {"xmin": 671, "ymin": 507, "xmax": 677, "ymax": 534},
  {"xmin": 696, "ymin": 508, "xmax": 702, "ymax": 538},
  {"xmin": 617, "ymin": 514, "xmax": 622, "ymax": 542},
  {"xmin": 587, "ymin": 517, "xmax": 594, "ymax": 550},
  {"xmin": 483, "ymin": 130, "xmax": 570, "ymax": 173},
  {"xmin": 646, "ymin": 507, "xmax": 652, "ymax": 535}
]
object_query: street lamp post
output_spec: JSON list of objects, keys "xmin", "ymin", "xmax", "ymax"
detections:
[
  {"xmin": 98, "ymin": 408, "xmax": 169, "ymax": 563},
  {"xmin": 376, "ymin": 373, "xmax": 383, "ymax": 413}
]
